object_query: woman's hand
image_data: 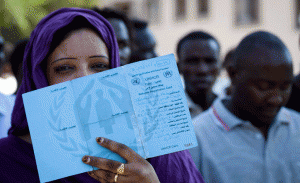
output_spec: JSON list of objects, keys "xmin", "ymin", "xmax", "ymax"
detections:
[{"xmin": 82, "ymin": 137, "xmax": 160, "ymax": 183}]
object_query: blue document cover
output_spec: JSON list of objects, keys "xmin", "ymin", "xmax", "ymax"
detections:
[{"xmin": 22, "ymin": 54, "xmax": 198, "ymax": 182}]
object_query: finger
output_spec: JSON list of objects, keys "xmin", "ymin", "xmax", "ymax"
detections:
[
  {"xmin": 94, "ymin": 169, "xmax": 126, "ymax": 183},
  {"xmin": 96, "ymin": 137, "xmax": 143, "ymax": 163},
  {"xmin": 82, "ymin": 155, "xmax": 129, "ymax": 175},
  {"xmin": 88, "ymin": 171, "xmax": 102, "ymax": 182}
]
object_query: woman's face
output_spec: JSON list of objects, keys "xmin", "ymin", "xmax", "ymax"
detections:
[{"xmin": 47, "ymin": 28, "xmax": 110, "ymax": 85}]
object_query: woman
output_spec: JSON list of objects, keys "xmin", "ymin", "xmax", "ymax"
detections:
[{"xmin": 0, "ymin": 8, "xmax": 204, "ymax": 183}]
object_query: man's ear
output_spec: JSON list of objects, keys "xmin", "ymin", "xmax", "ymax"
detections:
[
  {"xmin": 227, "ymin": 65, "xmax": 239, "ymax": 86},
  {"xmin": 177, "ymin": 61, "xmax": 182, "ymax": 74}
]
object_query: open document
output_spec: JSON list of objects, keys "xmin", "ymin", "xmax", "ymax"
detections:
[{"xmin": 22, "ymin": 54, "xmax": 198, "ymax": 182}]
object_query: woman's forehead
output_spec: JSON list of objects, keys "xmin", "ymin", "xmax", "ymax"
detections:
[{"xmin": 50, "ymin": 29, "xmax": 108, "ymax": 58}]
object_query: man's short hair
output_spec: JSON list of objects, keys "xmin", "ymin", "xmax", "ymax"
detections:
[
  {"xmin": 234, "ymin": 31, "xmax": 289, "ymax": 69},
  {"xmin": 176, "ymin": 31, "xmax": 220, "ymax": 57},
  {"xmin": 9, "ymin": 39, "xmax": 28, "ymax": 78},
  {"xmin": 131, "ymin": 19, "xmax": 148, "ymax": 30},
  {"xmin": 92, "ymin": 7, "xmax": 132, "ymax": 42},
  {"xmin": 222, "ymin": 48, "xmax": 235, "ymax": 68}
]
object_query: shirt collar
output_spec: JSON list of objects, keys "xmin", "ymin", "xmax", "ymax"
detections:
[
  {"xmin": 211, "ymin": 97, "xmax": 244, "ymax": 131},
  {"xmin": 211, "ymin": 98, "xmax": 291, "ymax": 131},
  {"xmin": 274, "ymin": 107, "xmax": 291, "ymax": 125}
]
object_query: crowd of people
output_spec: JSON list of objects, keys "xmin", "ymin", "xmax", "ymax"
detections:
[{"xmin": 0, "ymin": 6, "xmax": 300, "ymax": 183}]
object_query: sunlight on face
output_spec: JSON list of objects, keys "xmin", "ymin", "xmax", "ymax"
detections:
[{"xmin": 47, "ymin": 28, "xmax": 110, "ymax": 85}]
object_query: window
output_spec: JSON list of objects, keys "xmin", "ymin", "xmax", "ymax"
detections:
[
  {"xmin": 175, "ymin": 0, "xmax": 186, "ymax": 20},
  {"xmin": 296, "ymin": 0, "xmax": 300, "ymax": 29},
  {"xmin": 235, "ymin": 0, "xmax": 259, "ymax": 26},
  {"xmin": 146, "ymin": 0, "xmax": 160, "ymax": 24},
  {"xmin": 197, "ymin": 0, "xmax": 209, "ymax": 17}
]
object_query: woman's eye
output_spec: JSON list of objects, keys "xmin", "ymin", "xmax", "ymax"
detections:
[
  {"xmin": 54, "ymin": 65, "xmax": 73, "ymax": 73},
  {"xmin": 92, "ymin": 63, "xmax": 109, "ymax": 70}
]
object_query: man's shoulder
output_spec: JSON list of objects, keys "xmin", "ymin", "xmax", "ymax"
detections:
[
  {"xmin": 282, "ymin": 107, "xmax": 300, "ymax": 121},
  {"xmin": 279, "ymin": 107, "xmax": 300, "ymax": 133}
]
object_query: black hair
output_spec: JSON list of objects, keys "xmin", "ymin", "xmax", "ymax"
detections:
[
  {"xmin": 131, "ymin": 19, "xmax": 148, "ymax": 30},
  {"xmin": 222, "ymin": 48, "xmax": 235, "ymax": 68},
  {"xmin": 234, "ymin": 31, "xmax": 289, "ymax": 69},
  {"xmin": 176, "ymin": 31, "xmax": 220, "ymax": 57},
  {"xmin": 9, "ymin": 39, "xmax": 28, "ymax": 78},
  {"xmin": 92, "ymin": 7, "xmax": 132, "ymax": 42}
]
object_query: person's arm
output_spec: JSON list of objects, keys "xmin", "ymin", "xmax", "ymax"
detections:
[
  {"xmin": 148, "ymin": 150, "xmax": 205, "ymax": 183},
  {"xmin": 82, "ymin": 137, "xmax": 160, "ymax": 183}
]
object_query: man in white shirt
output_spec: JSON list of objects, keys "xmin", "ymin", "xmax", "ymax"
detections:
[{"xmin": 189, "ymin": 31, "xmax": 300, "ymax": 182}]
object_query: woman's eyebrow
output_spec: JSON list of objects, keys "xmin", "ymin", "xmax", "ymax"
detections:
[
  {"xmin": 51, "ymin": 57, "xmax": 76, "ymax": 65},
  {"xmin": 89, "ymin": 55, "xmax": 109, "ymax": 59}
]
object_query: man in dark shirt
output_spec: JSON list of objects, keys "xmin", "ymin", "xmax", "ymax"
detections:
[
  {"xmin": 130, "ymin": 19, "xmax": 158, "ymax": 63},
  {"xmin": 92, "ymin": 8, "xmax": 132, "ymax": 66},
  {"xmin": 176, "ymin": 31, "xmax": 221, "ymax": 116}
]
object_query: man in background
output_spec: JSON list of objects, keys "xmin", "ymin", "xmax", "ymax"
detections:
[
  {"xmin": 190, "ymin": 31, "xmax": 300, "ymax": 182},
  {"xmin": 130, "ymin": 19, "xmax": 158, "ymax": 63},
  {"xmin": 221, "ymin": 48, "xmax": 235, "ymax": 96},
  {"xmin": 285, "ymin": 37, "xmax": 300, "ymax": 112},
  {"xmin": 93, "ymin": 7, "xmax": 132, "ymax": 66},
  {"xmin": 8, "ymin": 39, "xmax": 28, "ymax": 94},
  {"xmin": 285, "ymin": 73, "xmax": 300, "ymax": 112},
  {"xmin": 0, "ymin": 36, "xmax": 15, "ymax": 138},
  {"xmin": 176, "ymin": 31, "xmax": 221, "ymax": 118}
]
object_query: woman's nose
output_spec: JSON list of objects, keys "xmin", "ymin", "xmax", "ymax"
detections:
[{"xmin": 76, "ymin": 63, "xmax": 94, "ymax": 78}]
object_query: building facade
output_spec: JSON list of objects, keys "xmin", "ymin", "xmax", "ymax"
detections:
[{"xmin": 101, "ymin": 0, "xmax": 300, "ymax": 73}]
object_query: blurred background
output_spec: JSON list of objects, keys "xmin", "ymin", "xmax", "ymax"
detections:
[{"xmin": 0, "ymin": 0, "xmax": 299, "ymax": 95}]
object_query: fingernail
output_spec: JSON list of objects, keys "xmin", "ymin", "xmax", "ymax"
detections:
[
  {"xmin": 96, "ymin": 137, "xmax": 104, "ymax": 143},
  {"xmin": 83, "ymin": 156, "xmax": 90, "ymax": 163}
]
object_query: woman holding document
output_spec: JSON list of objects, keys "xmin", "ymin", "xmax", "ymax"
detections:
[{"xmin": 0, "ymin": 8, "xmax": 204, "ymax": 183}]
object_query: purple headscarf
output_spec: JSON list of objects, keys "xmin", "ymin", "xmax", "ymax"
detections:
[{"xmin": 9, "ymin": 8, "xmax": 120, "ymax": 135}]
